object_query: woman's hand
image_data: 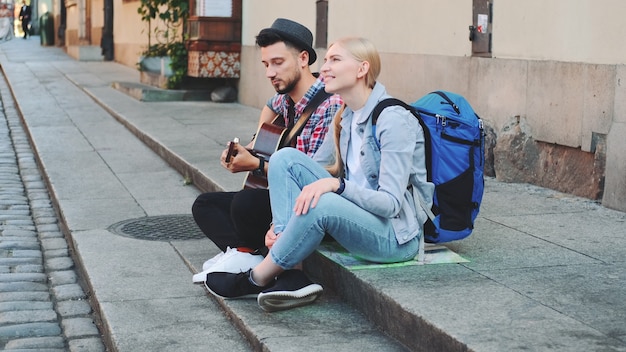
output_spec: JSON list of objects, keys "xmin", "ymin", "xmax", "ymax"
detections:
[
  {"xmin": 265, "ymin": 224, "xmax": 280, "ymax": 249},
  {"xmin": 220, "ymin": 142, "xmax": 257, "ymax": 173},
  {"xmin": 294, "ymin": 178, "xmax": 340, "ymax": 215}
]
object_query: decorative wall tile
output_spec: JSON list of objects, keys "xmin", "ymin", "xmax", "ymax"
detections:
[{"xmin": 188, "ymin": 51, "xmax": 240, "ymax": 78}]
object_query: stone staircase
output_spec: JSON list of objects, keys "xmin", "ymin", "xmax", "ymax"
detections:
[{"xmin": 65, "ymin": 45, "xmax": 104, "ymax": 61}]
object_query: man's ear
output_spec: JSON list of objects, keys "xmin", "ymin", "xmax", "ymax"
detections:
[{"xmin": 298, "ymin": 50, "xmax": 309, "ymax": 68}]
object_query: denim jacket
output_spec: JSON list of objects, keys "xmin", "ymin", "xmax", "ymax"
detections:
[{"xmin": 314, "ymin": 83, "xmax": 434, "ymax": 245}]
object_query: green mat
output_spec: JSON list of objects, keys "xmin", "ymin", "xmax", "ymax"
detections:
[{"xmin": 317, "ymin": 241, "xmax": 469, "ymax": 270}]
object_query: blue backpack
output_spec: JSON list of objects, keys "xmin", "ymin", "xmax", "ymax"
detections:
[{"xmin": 372, "ymin": 91, "xmax": 485, "ymax": 243}]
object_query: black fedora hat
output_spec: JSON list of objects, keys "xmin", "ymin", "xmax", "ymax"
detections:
[{"xmin": 258, "ymin": 18, "xmax": 317, "ymax": 65}]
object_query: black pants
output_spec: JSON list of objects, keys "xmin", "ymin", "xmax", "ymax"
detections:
[
  {"xmin": 191, "ymin": 188, "xmax": 271, "ymax": 253},
  {"xmin": 21, "ymin": 20, "xmax": 29, "ymax": 37}
]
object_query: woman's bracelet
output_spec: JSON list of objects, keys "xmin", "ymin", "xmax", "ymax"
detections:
[{"xmin": 335, "ymin": 177, "xmax": 345, "ymax": 195}]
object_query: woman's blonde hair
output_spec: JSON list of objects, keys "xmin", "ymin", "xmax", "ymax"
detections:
[{"xmin": 325, "ymin": 37, "xmax": 381, "ymax": 177}]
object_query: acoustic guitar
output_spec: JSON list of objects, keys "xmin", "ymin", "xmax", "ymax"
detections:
[{"xmin": 243, "ymin": 118, "xmax": 288, "ymax": 189}]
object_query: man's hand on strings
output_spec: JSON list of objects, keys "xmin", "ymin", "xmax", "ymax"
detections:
[{"xmin": 220, "ymin": 142, "xmax": 258, "ymax": 173}]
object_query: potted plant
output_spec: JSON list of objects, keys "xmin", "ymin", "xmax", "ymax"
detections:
[{"xmin": 137, "ymin": 0, "xmax": 189, "ymax": 89}]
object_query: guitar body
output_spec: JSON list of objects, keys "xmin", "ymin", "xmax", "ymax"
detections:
[{"xmin": 243, "ymin": 119, "xmax": 288, "ymax": 189}]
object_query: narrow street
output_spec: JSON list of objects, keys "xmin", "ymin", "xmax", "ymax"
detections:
[{"xmin": 0, "ymin": 70, "xmax": 106, "ymax": 351}]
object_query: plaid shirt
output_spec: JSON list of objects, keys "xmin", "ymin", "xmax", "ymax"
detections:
[{"xmin": 267, "ymin": 77, "xmax": 343, "ymax": 156}]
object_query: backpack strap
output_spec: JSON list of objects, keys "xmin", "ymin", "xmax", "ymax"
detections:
[
  {"xmin": 371, "ymin": 98, "xmax": 413, "ymax": 125},
  {"xmin": 412, "ymin": 185, "xmax": 436, "ymax": 221},
  {"xmin": 371, "ymin": 98, "xmax": 433, "ymax": 182},
  {"xmin": 372, "ymin": 98, "xmax": 414, "ymax": 149}
]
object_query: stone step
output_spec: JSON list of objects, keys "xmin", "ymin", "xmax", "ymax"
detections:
[
  {"xmin": 188, "ymin": 248, "xmax": 470, "ymax": 351},
  {"xmin": 305, "ymin": 250, "xmax": 467, "ymax": 351},
  {"xmin": 178, "ymin": 248, "xmax": 411, "ymax": 351},
  {"xmin": 112, "ymin": 81, "xmax": 212, "ymax": 102},
  {"xmin": 206, "ymin": 293, "xmax": 411, "ymax": 351}
]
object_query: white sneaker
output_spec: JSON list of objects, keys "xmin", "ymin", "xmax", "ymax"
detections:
[
  {"xmin": 192, "ymin": 247, "xmax": 233, "ymax": 284},
  {"xmin": 192, "ymin": 248, "xmax": 264, "ymax": 284},
  {"xmin": 202, "ymin": 247, "xmax": 234, "ymax": 271}
]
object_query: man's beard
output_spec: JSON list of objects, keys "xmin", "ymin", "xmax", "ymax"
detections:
[{"xmin": 275, "ymin": 70, "xmax": 300, "ymax": 95}]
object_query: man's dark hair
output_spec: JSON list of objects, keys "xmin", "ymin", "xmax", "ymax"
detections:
[{"xmin": 255, "ymin": 31, "xmax": 306, "ymax": 54}]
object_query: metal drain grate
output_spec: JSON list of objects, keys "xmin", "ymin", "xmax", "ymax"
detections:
[{"xmin": 108, "ymin": 214, "xmax": 206, "ymax": 241}]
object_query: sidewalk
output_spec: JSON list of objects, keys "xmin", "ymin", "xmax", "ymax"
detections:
[{"xmin": 1, "ymin": 38, "xmax": 625, "ymax": 351}]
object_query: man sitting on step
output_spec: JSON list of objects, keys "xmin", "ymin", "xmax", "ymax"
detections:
[{"xmin": 191, "ymin": 18, "xmax": 342, "ymax": 289}]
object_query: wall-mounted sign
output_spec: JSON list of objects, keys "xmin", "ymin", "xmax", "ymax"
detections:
[{"xmin": 477, "ymin": 14, "xmax": 488, "ymax": 33}]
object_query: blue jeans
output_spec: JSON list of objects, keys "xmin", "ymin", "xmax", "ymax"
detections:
[{"xmin": 267, "ymin": 148, "xmax": 419, "ymax": 269}]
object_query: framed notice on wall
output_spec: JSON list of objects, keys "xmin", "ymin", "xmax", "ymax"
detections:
[{"xmin": 196, "ymin": 0, "xmax": 232, "ymax": 17}]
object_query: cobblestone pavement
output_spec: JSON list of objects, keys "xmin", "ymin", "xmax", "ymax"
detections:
[{"xmin": 0, "ymin": 74, "xmax": 106, "ymax": 350}]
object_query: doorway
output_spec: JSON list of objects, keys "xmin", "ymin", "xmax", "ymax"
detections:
[{"xmin": 471, "ymin": 0, "xmax": 492, "ymax": 57}]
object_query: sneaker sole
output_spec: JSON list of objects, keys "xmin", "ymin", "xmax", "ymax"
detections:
[
  {"xmin": 203, "ymin": 281, "xmax": 259, "ymax": 299},
  {"xmin": 257, "ymin": 284, "xmax": 323, "ymax": 312},
  {"xmin": 193, "ymin": 264, "xmax": 261, "ymax": 284}
]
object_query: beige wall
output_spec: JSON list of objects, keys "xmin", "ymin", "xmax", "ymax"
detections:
[
  {"xmin": 495, "ymin": 0, "xmax": 626, "ymax": 64},
  {"xmin": 64, "ymin": 3, "xmax": 80, "ymax": 45},
  {"xmin": 90, "ymin": 0, "xmax": 103, "ymax": 44},
  {"xmin": 111, "ymin": 0, "xmax": 184, "ymax": 67},
  {"xmin": 241, "ymin": 0, "xmax": 315, "ymax": 47},
  {"xmin": 62, "ymin": 0, "xmax": 105, "ymax": 47},
  {"xmin": 244, "ymin": 0, "xmax": 626, "ymax": 64},
  {"xmin": 327, "ymin": 0, "xmax": 471, "ymax": 57},
  {"xmin": 243, "ymin": 0, "xmax": 626, "ymax": 65},
  {"xmin": 90, "ymin": 0, "xmax": 103, "ymax": 28},
  {"xmin": 113, "ymin": 0, "xmax": 150, "ymax": 67}
]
